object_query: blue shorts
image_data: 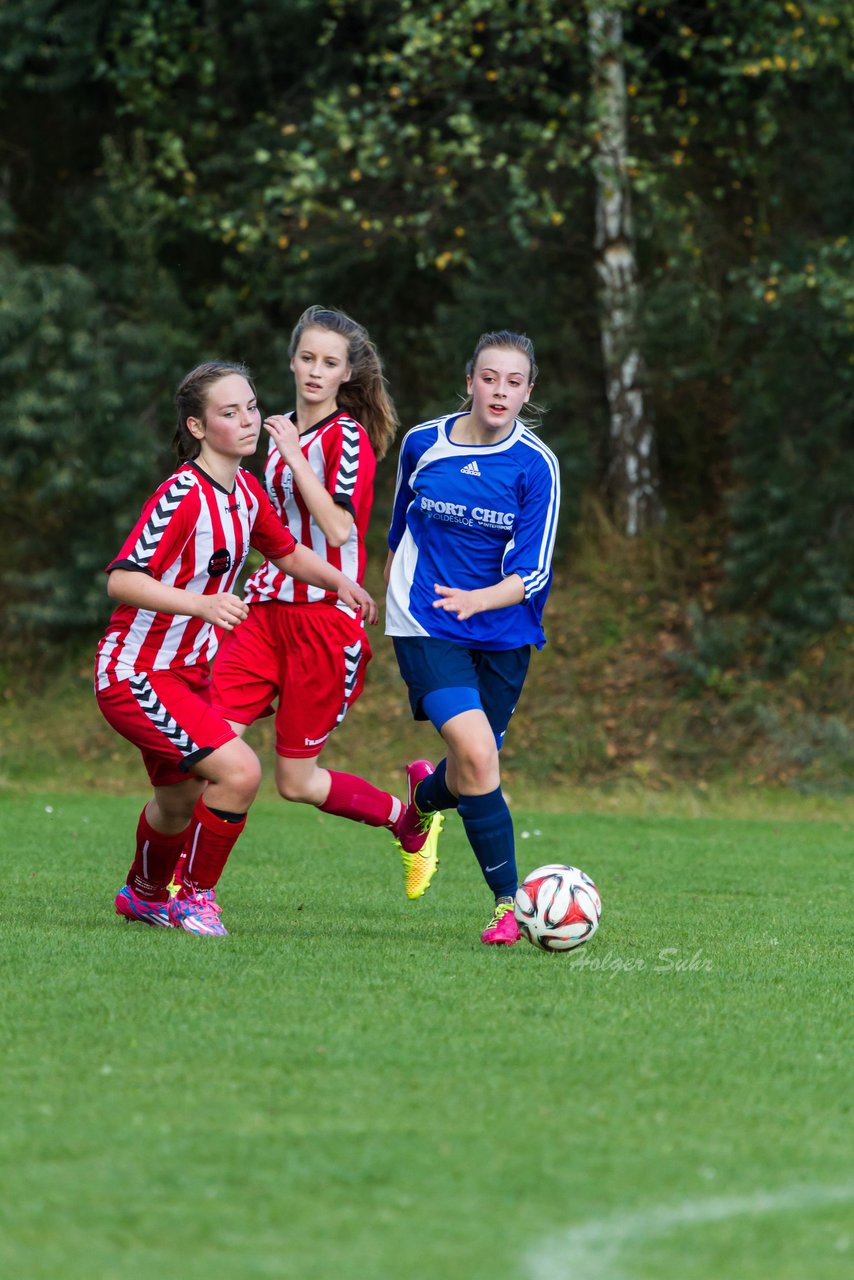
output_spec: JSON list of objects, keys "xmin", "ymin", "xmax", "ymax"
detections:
[{"xmin": 392, "ymin": 636, "xmax": 531, "ymax": 747}]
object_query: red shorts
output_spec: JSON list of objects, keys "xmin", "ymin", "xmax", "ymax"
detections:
[
  {"xmin": 96, "ymin": 664, "xmax": 236, "ymax": 787},
  {"xmin": 211, "ymin": 602, "xmax": 372, "ymax": 758}
]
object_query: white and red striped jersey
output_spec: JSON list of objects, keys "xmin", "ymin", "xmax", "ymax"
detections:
[
  {"xmin": 244, "ymin": 409, "xmax": 375, "ymax": 608},
  {"xmin": 95, "ymin": 462, "xmax": 296, "ymax": 690}
]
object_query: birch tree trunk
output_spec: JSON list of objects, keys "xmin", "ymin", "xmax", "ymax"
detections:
[{"xmin": 587, "ymin": 3, "xmax": 663, "ymax": 535}]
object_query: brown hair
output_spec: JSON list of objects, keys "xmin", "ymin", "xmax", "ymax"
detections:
[
  {"xmin": 289, "ymin": 306, "xmax": 398, "ymax": 460},
  {"xmin": 460, "ymin": 331, "xmax": 540, "ymax": 424},
  {"xmin": 173, "ymin": 361, "xmax": 256, "ymax": 462}
]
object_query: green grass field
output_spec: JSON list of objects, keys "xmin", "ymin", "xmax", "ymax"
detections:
[{"xmin": 1, "ymin": 792, "xmax": 851, "ymax": 1280}]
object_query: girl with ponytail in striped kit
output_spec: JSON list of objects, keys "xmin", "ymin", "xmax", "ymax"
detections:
[{"xmin": 210, "ymin": 307, "xmax": 443, "ymax": 890}]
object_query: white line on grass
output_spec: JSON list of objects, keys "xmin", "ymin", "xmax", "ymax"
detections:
[{"xmin": 525, "ymin": 1182, "xmax": 854, "ymax": 1280}]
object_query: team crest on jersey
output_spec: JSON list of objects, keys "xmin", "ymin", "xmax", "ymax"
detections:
[
  {"xmin": 270, "ymin": 469, "xmax": 294, "ymax": 503},
  {"xmin": 208, "ymin": 548, "xmax": 232, "ymax": 577}
]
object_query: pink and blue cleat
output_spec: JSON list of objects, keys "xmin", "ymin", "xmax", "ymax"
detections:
[
  {"xmin": 115, "ymin": 884, "xmax": 173, "ymax": 928},
  {"xmin": 168, "ymin": 888, "xmax": 228, "ymax": 937}
]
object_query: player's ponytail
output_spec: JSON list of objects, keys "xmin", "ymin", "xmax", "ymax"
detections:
[
  {"xmin": 173, "ymin": 361, "xmax": 256, "ymax": 461},
  {"xmin": 459, "ymin": 331, "xmax": 541, "ymax": 426},
  {"xmin": 288, "ymin": 306, "xmax": 399, "ymax": 460}
]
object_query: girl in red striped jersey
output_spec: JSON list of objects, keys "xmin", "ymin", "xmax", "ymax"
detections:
[
  {"xmin": 95, "ymin": 361, "xmax": 376, "ymax": 936},
  {"xmin": 211, "ymin": 308, "xmax": 436, "ymax": 885}
]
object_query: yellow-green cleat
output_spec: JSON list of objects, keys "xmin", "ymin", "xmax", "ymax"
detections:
[
  {"xmin": 397, "ymin": 809, "xmax": 444, "ymax": 900},
  {"xmin": 393, "ymin": 760, "xmax": 444, "ymax": 899}
]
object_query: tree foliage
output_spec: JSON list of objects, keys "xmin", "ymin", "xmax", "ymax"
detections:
[
  {"xmin": 0, "ymin": 198, "xmax": 195, "ymax": 632},
  {"xmin": 726, "ymin": 237, "xmax": 854, "ymax": 670},
  {"xmin": 0, "ymin": 0, "xmax": 851, "ymax": 668}
]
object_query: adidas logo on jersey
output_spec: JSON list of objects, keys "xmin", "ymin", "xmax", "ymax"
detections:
[{"xmin": 460, "ymin": 459, "xmax": 481, "ymax": 476}]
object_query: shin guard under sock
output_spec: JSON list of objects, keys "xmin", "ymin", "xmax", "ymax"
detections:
[
  {"xmin": 320, "ymin": 771, "xmax": 402, "ymax": 829},
  {"xmin": 181, "ymin": 798, "xmax": 246, "ymax": 894},
  {"xmin": 457, "ymin": 787, "xmax": 517, "ymax": 899},
  {"xmin": 128, "ymin": 808, "xmax": 189, "ymax": 901}
]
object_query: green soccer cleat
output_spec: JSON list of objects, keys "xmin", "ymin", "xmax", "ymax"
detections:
[
  {"xmin": 397, "ymin": 810, "xmax": 443, "ymax": 899},
  {"xmin": 393, "ymin": 760, "xmax": 444, "ymax": 899}
]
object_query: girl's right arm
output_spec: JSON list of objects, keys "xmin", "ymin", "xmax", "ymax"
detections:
[
  {"xmin": 264, "ymin": 415, "xmax": 354, "ymax": 547},
  {"xmin": 107, "ymin": 569, "xmax": 249, "ymax": 631},
  {"xmin": 431, "ymin": 574, "xmax": 526, "ymax": 621}
]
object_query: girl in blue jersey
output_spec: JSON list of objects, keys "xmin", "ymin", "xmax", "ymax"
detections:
[{"xmin": 385, "ymin": 330, "xmax": 560, "ymax": 944}]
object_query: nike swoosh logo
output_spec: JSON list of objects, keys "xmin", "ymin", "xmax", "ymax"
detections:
[{"xmin": 484, "ymin": 862, "xmax": 508, "ymax": 873}]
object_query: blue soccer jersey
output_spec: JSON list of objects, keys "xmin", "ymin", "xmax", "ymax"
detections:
[{"xmin": 386, "ymin": 413, "xmax": 561, "ymax": 650}]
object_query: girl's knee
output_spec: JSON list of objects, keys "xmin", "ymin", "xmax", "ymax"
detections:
[
  {"xmin": 452, "ymin": 743, "xmax": 500, "ymax": 795},
  {"xmin": 275, "ymin": 761, "xmax": 324, "ymax": 805},
  {"xmin": 236, "ymin": 754, "xmax": 263, "ymax": 802},
  {"xmin": 462, "ymin": 742, "xmax": 498, "ymax": 781},
  {"xmin": 208, "ymin": 741, "xmax": 262, "ymax": 806},
  {"xmin": 276, "ymin": 776, "xmax": 307, "ymax": 803}
]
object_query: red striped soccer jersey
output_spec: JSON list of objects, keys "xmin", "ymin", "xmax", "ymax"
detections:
[
  {"xmin": 95, "ymin": 462, "xmax": 296, "ymax": 690},
  {"xmin": 244, "ymin": 410, "xmax": 375, "ymax": 607}
]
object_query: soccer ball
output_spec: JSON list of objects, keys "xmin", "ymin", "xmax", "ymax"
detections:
[{"xmin": 514, "ymin": 864, "xmax": 602, "ymax": 952}]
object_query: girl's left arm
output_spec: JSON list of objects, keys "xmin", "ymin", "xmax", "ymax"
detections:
[{"xmin": 269, "ymin": 543, "xmax": 378, "ymax": 624}]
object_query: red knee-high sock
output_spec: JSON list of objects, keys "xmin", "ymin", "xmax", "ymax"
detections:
[
  {"xmin": 319, "ymin": 770, "xmax": 403, "ymax": 829},
  {"xmin": 180, "ymin": 798, "xmax": 246, "ymax": 895},
  {"xmin": 127, "ymin": 809, "xmax": 189, "ymax": 902}
]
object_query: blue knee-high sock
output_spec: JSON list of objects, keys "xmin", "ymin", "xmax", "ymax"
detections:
[
  {"xmin": 457, "ymin": 787, "xmax": 517, "ymax": 899},
  {"xmin": 414, "ymin": 758, "xmax": 459, "ymax": 814}
]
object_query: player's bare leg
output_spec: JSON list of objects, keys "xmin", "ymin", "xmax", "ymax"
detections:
[{"xmin": 274, "ymin": 755, "xmax": 333, "ymax": 806}]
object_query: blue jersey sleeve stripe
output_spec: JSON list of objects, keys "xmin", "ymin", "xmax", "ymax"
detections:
[
  {"xmin": 507, "ymin": 434, "xmax": 561, "ymax": 598},
  {"xmin": 532, "ymin": 437, "xmax": 561, "ymax": 579}
]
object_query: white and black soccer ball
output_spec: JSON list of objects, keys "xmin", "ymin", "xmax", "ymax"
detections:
[{"xmin": 514, "ymin": 864, "xmax": 602, "ymax": 952}]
